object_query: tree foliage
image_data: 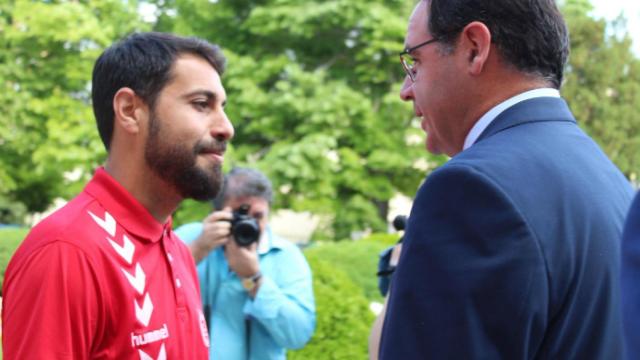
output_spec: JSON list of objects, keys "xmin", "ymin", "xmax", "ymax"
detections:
[
  {"xmin": 0, "ymin": 0, "xmax": 638, "ymax": 235},
  {"xmin": 561, "ymin": 0, "xmax": 640, "ymax": 178},
  {"xmin": 0, "ymin": 0, "xmax": 146, "ymax": 222}
]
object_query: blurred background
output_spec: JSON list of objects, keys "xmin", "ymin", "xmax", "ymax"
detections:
[{"xmin": 1, "ymin": 0, "xmax": 639, "ymax": 358}]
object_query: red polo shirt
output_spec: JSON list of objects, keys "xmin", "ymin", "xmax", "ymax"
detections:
[{"xmin": 2, "ymin": 168, "xmax": 210, "ymax": 359}]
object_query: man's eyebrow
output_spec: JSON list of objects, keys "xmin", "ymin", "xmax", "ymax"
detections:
[{"xmin": 183, "ymin": 90, "xmax": 216, "ymax": 101}]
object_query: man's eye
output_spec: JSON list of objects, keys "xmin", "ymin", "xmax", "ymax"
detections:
[
  {"xmin": 193, "ymin": 101, "xmax": 209, "ymax": 110},
  {"xmin": 251, "ymin": 213, "xmax": 264, "ymax": 220}
]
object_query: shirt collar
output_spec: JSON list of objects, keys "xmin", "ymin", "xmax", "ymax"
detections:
[
  {"xmin": 463, "ymin": 88, "xmax": 560, "ymax": 150},
  {"xmin": 84, "ymin": 167, "xmax": 168, "ymax": 242},
  {"xmin": 258, "ymin": 227, "xmax": 287, "ymax": 255}
]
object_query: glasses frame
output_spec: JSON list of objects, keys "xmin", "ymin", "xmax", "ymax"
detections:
[{"xmin": 399, "ymin": 37, "xmax": 440, "ymax": 82}]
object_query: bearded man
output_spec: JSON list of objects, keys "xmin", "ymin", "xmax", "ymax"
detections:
[{"xmin": 2, "ymin": 32, "xmax": 234, "ymax": 359}]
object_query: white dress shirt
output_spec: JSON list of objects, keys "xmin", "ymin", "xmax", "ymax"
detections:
[{"xmin": 463, "ymin": 88, "xmax": 561, "ymax": 150}]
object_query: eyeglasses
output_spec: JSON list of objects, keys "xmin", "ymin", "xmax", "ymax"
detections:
[{"xmin": 399, "ymin": 38, "xmax": 440, "ymax": 82}]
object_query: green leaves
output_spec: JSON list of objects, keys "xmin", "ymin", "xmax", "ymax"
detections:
[
  {"xmin": 0, "ymin": 0, "xmax": 145, "ymax": 220},
  {"xmin": 2, "ymin": 0, "xmax": 637, "ymax": 234},
  {"xmin": 562, "ymin": 0, "xmax": 640, "ymax": 177}
]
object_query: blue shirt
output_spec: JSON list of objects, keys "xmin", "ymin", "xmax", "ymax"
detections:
[{"xmin": 175, "ymin": 223, "xmax": 316, "ymax": 360}]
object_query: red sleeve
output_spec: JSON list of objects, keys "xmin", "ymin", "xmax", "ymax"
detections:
[{"xmin": 2, "ymin": 241, "xmax": 102, "ymax": 359}]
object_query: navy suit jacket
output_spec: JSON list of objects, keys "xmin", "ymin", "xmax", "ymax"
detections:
[
  {"xmin": 379, "ymin": 97, "xmax": 633, "ymax": 359},
  {"xmin": 622, "ymin": 192, "xmax": 640, "ymax": 359}
]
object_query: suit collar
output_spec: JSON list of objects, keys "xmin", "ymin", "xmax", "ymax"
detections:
[{"xmin": 475, "ymin": 96, "xmax": 576, "ymax": 144}]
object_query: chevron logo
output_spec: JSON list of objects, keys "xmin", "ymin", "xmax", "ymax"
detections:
[
  {"xmin": 122, "ymin": 263, "xmax": 146, "ymax": 295},
  {"xmin": 135, "ymin": 293, "xmax": 154, "ymax": 327},
  {"xmin": 88, "ymin": 210, "xmax": 116, "ymax": 237},
  {"xmin": 109, "ymin": 234, "xmax": 135, "ymax": 265},
  {"xmin": 138, "ymin": 343, "xmax": 166, "ymax": 360}
]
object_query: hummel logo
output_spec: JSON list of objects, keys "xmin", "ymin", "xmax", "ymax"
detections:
[
  {"xmin": 135, "ymin": 293, "xmax": 154, "ymax": 327},
  {"xmin": 88, "ymin": 210, "xmax": 116, "ymax": 237},
  {"xmin": 122, "ymin": 263, "xmax": 146, "ymax": 295},
  {"xmin": 138, "ymin": 343, "xmax": 166, "ymax": 360},
  {"xmin": 109, "ymin": 234, "xmax": 135, "ymax": 265}
]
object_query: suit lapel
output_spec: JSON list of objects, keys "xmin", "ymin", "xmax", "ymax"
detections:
[{"xmin": 476, "ymin": 97, "xmax": 576, "ymax": 144}]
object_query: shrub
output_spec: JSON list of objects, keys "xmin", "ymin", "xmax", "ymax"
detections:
[
  {"xmin": 289, "ymin": 257, "xmax": 374, "ymax": 360},
  {"xmin": 0, "ymin": 195, "xmax": 27, "ymax": 225},
  {"xmin": 304, "ymin": 233, "xmax": 400, "ymax": 303},
  {"xmin": 0, "ymin": 227, "xmax": 28, "ymax": 293}
]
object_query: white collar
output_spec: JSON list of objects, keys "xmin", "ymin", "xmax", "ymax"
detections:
[
  {"xmin": 257, "ymin": 228, "xmax": 270, "ymax": 255},
  {"xmin": 462, "ymin": 88, "xmax": 560, "ymax": 150}
]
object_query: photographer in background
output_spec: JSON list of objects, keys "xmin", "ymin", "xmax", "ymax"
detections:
[{"xmin": 175, "ymin": 167, "xmax": 316, "ymax": 360}]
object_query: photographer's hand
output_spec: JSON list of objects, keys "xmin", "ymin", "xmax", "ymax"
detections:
[
  {"xmin": 225, "ymin": 239, "xmax": 261, "ymax": 297},
  {"xmin": 189, "ymin": 208, "xmax": 233, "ymax": 263}
]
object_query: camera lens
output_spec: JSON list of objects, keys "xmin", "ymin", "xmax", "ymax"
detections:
[
  {"xmin": 233, "ymin": 220, "xmax": 260, "ymax": 246},
  {"xmin": 231, "ymin": 204, "xmax": 261, "ymax": 246}
]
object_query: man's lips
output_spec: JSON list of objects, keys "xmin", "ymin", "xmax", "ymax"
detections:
[
  {"xmin": 202, "ymin": 151, "xmax": 223, "ymax": 160},
  {"xmin": 198, "ymin": 142, "xmax": 226, "ymax": 162},
  {"xmin": 200, "ymin": 149, "xmax": 224, "ymax": 162}
]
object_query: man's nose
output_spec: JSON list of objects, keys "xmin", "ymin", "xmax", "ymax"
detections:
[
  {"xmin": 399, "ymin": 76, "xmax": 414, "ymax": 101},
  {"xmin": 211, "ymin": 110, "xmax": 234, "ymax": 141}
]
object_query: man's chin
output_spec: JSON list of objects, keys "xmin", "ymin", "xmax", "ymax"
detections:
[
  {"xmin": 425, "ymin": 137, "xmax": 443, "ymax": 155},
  {"xmin": 174, "ymin": 166, "xmax": 223, "ymax": 201},
  {"xmin": 180, "ymin": 180, "xmax": 220, "ymax": 202}
]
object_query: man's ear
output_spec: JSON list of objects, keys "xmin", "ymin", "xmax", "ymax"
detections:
[
  {"xmin": 113, "ymin": 87, "xmax": 146, "ymax": 135},
  {"xmin": 459, "ymin": 21, "xmax": 492, "ymax": 76}
]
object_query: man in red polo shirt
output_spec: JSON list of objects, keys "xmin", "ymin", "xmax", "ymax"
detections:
[{"xmin": 2, "ymin": 32, "xmax": 234, "ymax": 359}]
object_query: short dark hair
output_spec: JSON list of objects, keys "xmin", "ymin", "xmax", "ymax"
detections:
[
  {"xmin": 213, "ymin": 168, "xmax": 274, "ymax": 210},
  {"xmin": 91, "ymin": 32, "xmax": 226, "ymax": 150},
  {"xmin": 427, "ymin": 0, "xmax": 569, "ymax": 88}
]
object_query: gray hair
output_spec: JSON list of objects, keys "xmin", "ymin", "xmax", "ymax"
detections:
[{"xmin": 213, "ymin": 167, "xmax": 274, "ymax": 210}]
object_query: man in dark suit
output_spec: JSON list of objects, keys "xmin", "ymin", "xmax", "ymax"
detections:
[
  {"xmin": 379, "ymin": 0, "xmax": 634, "ymax": 358},
  {"xmin": 622, "ymin": 195, "xmax": 640, "ymax": 358}
]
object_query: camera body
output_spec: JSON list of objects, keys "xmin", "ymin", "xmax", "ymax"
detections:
[{"xmin": 231, "ymin": 204, "xmax": 261, "ymax": 247}]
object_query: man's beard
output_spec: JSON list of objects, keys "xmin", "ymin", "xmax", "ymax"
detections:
[{"xmin": 144, "ymin": 112, "xmax": 224, "ymax": 201}]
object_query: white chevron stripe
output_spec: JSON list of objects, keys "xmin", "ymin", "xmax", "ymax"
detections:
[
  {"xmin": 135, "ymin": 293, "xmax": 154, "ymax": 327},
  {"xmin": 88, "ymin": 210, "xmax": 116, "ymax": 237},
  {"xmin": 138, "ymin": 344, "xmax": 166, "ymax": 360},
  {"xmin": 122, "ymin": 263, "xmax": 146, "ymax": 295},
  {"xmin": 109, "ymin": 234, "xmax": 135, "ymax": 264}
]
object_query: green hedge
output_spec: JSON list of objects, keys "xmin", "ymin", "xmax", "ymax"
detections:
[
  {"xmin": 289, "ymin": 233, "xmax": 400, "ymax": 359},
  {"xmin": 304, "ymin": 233, "xmax": 399, "ymax": 303},
  {"xmin": 0, "ymin": 227, "xmax": 28, "ymax": 293},
  {"xmin": 289, "ymin": 256, "xmax": 374, "ymax": 360},
  {"xmin": 1, "ymin": 227, "xmax": 25, "ymax": 360}
]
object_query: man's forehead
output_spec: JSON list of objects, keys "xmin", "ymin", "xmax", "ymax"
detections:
[
  {"xmin": 227, "ymin": 196, "xmax": 268, "ymax": 205},
  {"xmin": 167, "ymin": 54, "xmax": 225, "ymax": 94},
  {"xmin": 406, "ymin": 1, "xmax": 429, "ymax": 46}
]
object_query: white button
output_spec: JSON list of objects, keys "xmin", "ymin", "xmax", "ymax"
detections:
[
  {"xmin": 167, "ymin": 253, "xmax": 173, "ymax": 262},
  {"xmin": 176, "ymin": 278, "xmax": 181, "ymax": 288}
]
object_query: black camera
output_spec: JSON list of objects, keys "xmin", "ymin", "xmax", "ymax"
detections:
[{"xmin": 231, "ymin": 204, "xmax": 261, "ymax": 247}]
